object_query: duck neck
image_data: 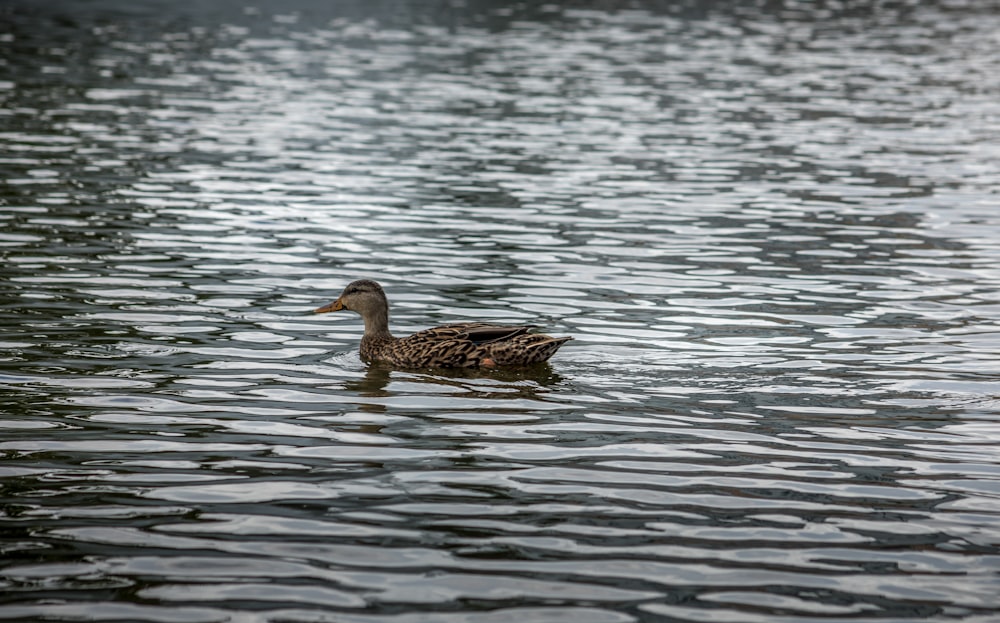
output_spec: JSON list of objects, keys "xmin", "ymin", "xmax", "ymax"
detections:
[{"xmin": 362, "ymin": 305, "xmax": 393, "ymax": 341}]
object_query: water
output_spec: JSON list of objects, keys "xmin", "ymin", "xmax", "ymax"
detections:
[{"xmin": 2, "ymin": 0, "xmax": 1000, "ymax": 621}]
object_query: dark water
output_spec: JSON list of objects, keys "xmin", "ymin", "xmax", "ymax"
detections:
[{"xmin": 3, "ymin": 0, "xmax": 1000, "ymax": 621}]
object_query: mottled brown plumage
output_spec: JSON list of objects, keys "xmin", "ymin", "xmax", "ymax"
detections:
[{"xmin": 314, "ymin": 279, "xmax": 571, "ymax": 368}]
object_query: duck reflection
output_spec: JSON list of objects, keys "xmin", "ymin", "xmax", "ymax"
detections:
[
  {"xmin": 344, "ymin": 361, "xmax": 565, "ymax": 399},
  {"xmin": 343, "ymin": 362, "xmax": 394, "ymax": 396}
]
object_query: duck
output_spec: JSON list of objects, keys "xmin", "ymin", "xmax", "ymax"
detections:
[{"xmin": 314, "ymin": 279, "xmax": 572, "ymax": 368}]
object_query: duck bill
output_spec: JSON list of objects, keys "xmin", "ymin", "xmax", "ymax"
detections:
[{"xmin": 314, "ymin": 299, "xmax": 344, "ymax": 314}]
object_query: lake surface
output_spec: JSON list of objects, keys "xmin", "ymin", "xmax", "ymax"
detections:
[{"xmin": 2, "ymin": 0, "xmax": 1000, "ymax": 621}]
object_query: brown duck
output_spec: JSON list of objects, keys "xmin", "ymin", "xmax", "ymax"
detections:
[{"xmin": 314, "ymin": 279, "xmax": 572, "ymax": 368}]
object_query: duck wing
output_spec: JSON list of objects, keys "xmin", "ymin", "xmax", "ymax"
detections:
[{"xmin": 406, "ymin": 323, "xmax": 533, "ymax": 345}]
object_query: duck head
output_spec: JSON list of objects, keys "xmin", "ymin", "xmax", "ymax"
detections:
[{"xmin": 314, "ymin": 279, "xmax": 387, "ymax": 317}]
